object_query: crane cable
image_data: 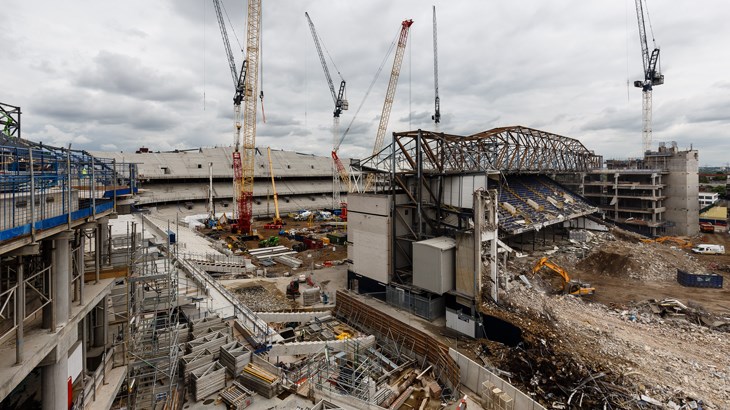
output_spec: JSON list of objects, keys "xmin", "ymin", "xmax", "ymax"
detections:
[
  {"xmin": 260, "ymin": 10, "xmax": 266, "ymax": 123},
  {"xmin": 643, "ymin": 0, "xmax": 657, "ymax": 47},
  {"xmin": 318, "ymin": 32, "xmax": 345, "ymax": 83},
  {"xmin": 625, "ymin": 0, "xmax": 631, "ymax": 102},
  {"xmin": 336, "ymin": 29, "xmax": 400, "ymax": 151},
  {"xmin": 220, "ymin": 0, "xmax": 244, "ymax": 53}
]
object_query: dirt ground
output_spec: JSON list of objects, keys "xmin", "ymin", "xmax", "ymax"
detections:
[
  {"xmin": 221, "ymin": 265, "xmax": 347, "ymax": 310},
  {"xmin": 200, "ymin": 217, "xmax": 349, "ymax": 276},
  {"xmin": 471, "ymin": 228, "xmax": 730, "ymax": 409},
  {"xmin": 515, "ymin": 229, "xmax": 730, "ymax": 315}
]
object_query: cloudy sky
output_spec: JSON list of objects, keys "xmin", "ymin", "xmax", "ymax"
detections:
[{"xmin": 4, "ymin": 1, "xmax": 729, "ymax": 165}]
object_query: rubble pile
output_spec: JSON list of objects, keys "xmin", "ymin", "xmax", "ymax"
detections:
[
  {"xmin": 480, "ymin": 227, "xmax": 730, "ymax": 408},
  {"xmin": 510, "ymin": 229, "xmax": 706, "ymax": 282},
  {"xmin": 575, "ymin": 241, "xmax": 705, "ymax": 281},
  {"xmin": 486, "ymin": 285, "xmax": 730, "ymax": 409},
  {"xmin": 233, "ymin": 283, "xmax": 294, "ymax": 312}
]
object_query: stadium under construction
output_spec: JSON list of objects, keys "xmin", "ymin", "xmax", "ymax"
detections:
[{"xmin": 0, "ymin": 98, "xmax": 707, "ymax": 409}]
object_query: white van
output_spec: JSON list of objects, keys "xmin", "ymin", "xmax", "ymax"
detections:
[{"xmin": 691, "ymin": 244, "xmax": 725, "ymax": 255}]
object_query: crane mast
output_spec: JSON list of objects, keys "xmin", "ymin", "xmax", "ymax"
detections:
[
  {"xmin": 305, "ymin": 12, "xmax": 351, "ymax": 205},
  {"xmin": 364, "ymin": 19, "xmax": 414, "ymax": 192},
  {"xmin": 432, "ymin": 6, "xmax": 440, "ymax": 124},
  {"xmin": 633, "ymin": 0, "xmax": 664, "ymax": 153},
  {"xmin": 266, "ymin": 147, "xmax": 283, "ymax": 225},
  {"xmin": 213, "ymin": 0, "xmax": 249, "ymax": 232},
  {"xmin": 305, "ymin": 12, "xmax": 348, "ymax": 119},
  {"xmin": 233, "ymin": 0, "xmax": 263, "ymax": 234}
]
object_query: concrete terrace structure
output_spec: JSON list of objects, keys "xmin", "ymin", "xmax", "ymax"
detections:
[
  {"xmin": 561, "ymin": 142, "xmax": 699, "ymax": 236},
  {"xmin": 92, "ymin": 147, "xmax": 347, "ymax": 215},
  {"xmin": 0, "ymin": 133, "xmax": 132, "ymax": 409}
]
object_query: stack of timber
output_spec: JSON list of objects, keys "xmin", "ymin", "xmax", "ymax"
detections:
[
  {"xmin": 191, "ymin": 361, "xmax": 227, "ymax": 401},
  {"xmin": 187, "ymin": 331, "xmax": 229, "ymax": 359},
  {"xmin": 220, "ymin": 381, "xmax": 255, "ymax": 409},
  {"xmin": 180, "ymin": 349, "xmax": 215, "ymax": 384},
  {"xmin": 240, "ymin": 362, "xmax": 281, "ymax": 399},
  {"xmin": 220, "ymin": 341, "xmax": 252, "ymax": 376}
]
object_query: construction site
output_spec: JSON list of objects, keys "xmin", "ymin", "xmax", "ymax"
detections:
[{"xmin": 2, "ymin": 1, "xmax": 729, "ymax": 410}]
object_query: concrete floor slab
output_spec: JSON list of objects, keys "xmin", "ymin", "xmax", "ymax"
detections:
[{"xmin": 0, "ymin": 278, "xmax": 114, "ymax": 402}]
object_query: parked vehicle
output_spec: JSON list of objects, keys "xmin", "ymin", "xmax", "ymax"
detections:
[
  {"xmin": 691, "ymin": 244, "xmax": 725, "ymax": 255},
  {"xmin": 699, "ymin": 222, "xmax": 715, "ymax": 233}
]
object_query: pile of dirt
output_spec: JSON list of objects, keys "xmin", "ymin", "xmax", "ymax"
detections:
[
  {"xmin": 573, "ymin": 240, "xmax": 705, "ymax": 281},
  {"xmin": 512, "ymin": 229, "xmax": 706, "ymax": 282},
  {"xmin": 575, "ymin": 246, "xmax": 637, "ymax": 276}
]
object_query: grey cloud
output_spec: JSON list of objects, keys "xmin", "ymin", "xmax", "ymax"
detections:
[{"xmin": 75, "ymin": 51, "xmax": 197, "ymax": 102}]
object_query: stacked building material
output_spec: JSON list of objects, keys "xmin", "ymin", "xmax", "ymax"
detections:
[
  {"xmin": 157, "ymin": 323, "xmax": 190, "ymax": 346},
  {"xmin": 187, "ymin": 331, "xmax": 229, "ymax": 359},
  {"xmin": 220, "ymin": 381, "xmax": 255, "ymax": 409},
  {"xmin": 248, "ymin": 246, "xmax": 296, "ymax": 260},
  {"xmin": 191, "ymin": 361, "xmax": 227, "ymax": 401},
  {"xmin": 180, "ymin": 349, "xmax": 215, "ymax": 384},
  {"xmin": 192, "ymin": 322, "xmax": 232, "ymax": 340},
  {"xmin": 239, "ymin": 363, "xmax": 281, "ymax": 399},
  {"xmin": 273, "ymin": 254, "xmax": 303, "ymax": 268},
  {"xmin": 481, "ymin": 381, "xmax": 514, "ymax": 410},
  {"xmin": 190, "ymin": 315, "xmax": 225, "ymax": 333},
  {"xmin": 301, "ymin": 287, "xmax": 320, "ymax": 306},
  {"xmin": 220, "ymin": 341, "xmax": 252, "ymax": 376}
]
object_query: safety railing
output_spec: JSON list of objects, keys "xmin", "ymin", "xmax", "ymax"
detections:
[{"xmin": 1, "ymin": 141, "xmax": 136, "ymax": 244}]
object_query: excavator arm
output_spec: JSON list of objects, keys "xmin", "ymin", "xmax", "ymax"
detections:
[{"xmin": 532, "ymin": 257, "xmax": 595, "ymax": 296}]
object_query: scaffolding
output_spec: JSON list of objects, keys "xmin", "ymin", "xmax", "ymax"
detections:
[
  {"xmin": 278, "ymin": 337, "xmax": 403, "ymax": 407},
  {"xmin": 124, "ymin": 220, "xmax": 181, "ymax": 409}
]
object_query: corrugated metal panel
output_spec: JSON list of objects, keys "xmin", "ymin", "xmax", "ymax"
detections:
[
  {"xmin": 440, "ymin": 174, "xmax": 488, "ymax": 209},
  {"xmin": 348, "ymin": 211, "xmax": 390, "ymax": 284}
]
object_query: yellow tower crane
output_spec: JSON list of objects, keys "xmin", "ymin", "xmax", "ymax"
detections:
[{"xmin": 364, "ymin": 19, "xmax": 414, "ymax": 192}]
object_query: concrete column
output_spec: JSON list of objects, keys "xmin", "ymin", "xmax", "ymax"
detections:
[
  {"xmin": 53, "ymin": 231, "xmax": 74, "ymax": 326},
  {"xmin": 94, "ymin": 225, "xmax": 101, "ymax": 284},
  {"xmin": 77, "ymin": 231, "xmax": 85, "ymax": 305},
  {"xmin": 15, "ymin": 257, "xmax": 24, "ymax": 365},
  {"xmin": 98, "ymin": 219, "xmax": 109, "ymax": 266},
  {"xmin": 93, "ymin": 296, "xmax": 108, "ymax": 348},
  {"xmin": 41, "ymin": 352, "xmax": 69, "ymax": 410},
  {"xmin": 82, "ymin": 316, "xmax": 88, "ymax": 375}
]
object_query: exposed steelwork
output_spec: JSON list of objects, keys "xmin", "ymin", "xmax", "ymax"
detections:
[{"xmin": 358, "ymin": 126, "xmax": 602, "ymax": 177}]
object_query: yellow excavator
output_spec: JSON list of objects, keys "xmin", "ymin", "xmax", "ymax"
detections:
[
  {"xmin": 532, "ymin": 257, "xmax": 595, "ymax": 296},
  {"xmin": 640, "ymin": 236, "xmax": 692, "ymax": 249}
]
